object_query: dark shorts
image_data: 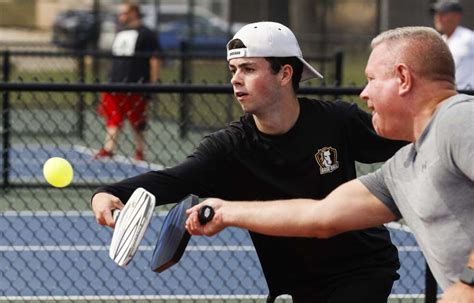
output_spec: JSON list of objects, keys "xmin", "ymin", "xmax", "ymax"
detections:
[{"xmin": 98, "ymin": 93, "xmax": 147, "ymax": 130}]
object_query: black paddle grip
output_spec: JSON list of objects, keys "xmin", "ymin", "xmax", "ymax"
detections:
[{"xmin": 198, "ymin": 205, "xmax": 214, "ymax": 225}]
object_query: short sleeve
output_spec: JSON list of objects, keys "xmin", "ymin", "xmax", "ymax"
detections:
[
  {"xmin": 139, "ymin": 27, "xmax": 160, "ymax": 54},
  {"xmin": 436, "ymin": 99, "xmax": 474, "ymax": 180},
  {"xmin": 359, "ymin": 167, "xmax": 402, "ymax": 219}
]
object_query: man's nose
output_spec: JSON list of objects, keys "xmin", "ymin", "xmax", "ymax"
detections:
[
  {"xmin": 360, "ymin": 85, "xmax": 369, "ymax": 103},
  {"xmin": 231, "ymin": 70, "xmax": 242, "ymax": 86}
]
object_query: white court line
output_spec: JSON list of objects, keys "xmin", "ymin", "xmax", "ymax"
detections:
[
  {"xmin": 3, "ymin": 212, "xmax": 419, "ymax": 229},
  {"xmin": 73, "ymin": 145, "xmax": 164, "ymax": 170},
  {"xmin": 0, "ymin": 294, "xmax": 426, "ymax": 301},
  {"xmin": 386, "ymin": 221, "xmax": 413, "ymax": 233},
  {"xmin": 1, "ymin": 295, "xmax": 271, "ymax": 301},
  {"xmin": 0, "ymin": 244, "xmax": 420, "ymax": 252},
  {"xmin": 385, "ymin": 222, "xmax": 420, "ymax": 251},
  {"xmin": 3, "ymin": 210, "xmax": 170, "ymax": 216},
  {"xmin": 1, "ymin": 212, "xmax": 420, "ymax": 251},
  {"xmin": 0, "ymin": 245, "xmax": 256, "ymax": 252},
  {"xmin": 10, "ymin": 143, "xmax": 164, "ymax": 170},
  {"xmin": 0, "ymin": 242, "xmax": 420, "ymax": 252},
  {"xmin": 397, "ymin": 246, "xmax": 421, "ymax": 252}
]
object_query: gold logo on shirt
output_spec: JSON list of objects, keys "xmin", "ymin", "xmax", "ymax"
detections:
[{"xmin": 315, "ymin": 147, "xmax": 339, "ymax": 174}]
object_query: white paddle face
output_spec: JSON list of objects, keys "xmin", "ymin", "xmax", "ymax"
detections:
[{"xmin": 109, "ymin": 187, "xmax": 156, "ymax": 267}]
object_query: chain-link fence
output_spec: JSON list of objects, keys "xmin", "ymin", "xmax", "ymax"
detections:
[
  {"xmin": 1, "ymin": 49, "xmax": 463, "ymax": 302},
  {"xmin": 0, "ymin": 47, "xmax": 343, "ymax": 85}
]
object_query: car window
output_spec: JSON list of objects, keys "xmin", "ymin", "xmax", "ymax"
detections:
[{"xmin": 161, "ymin": 20, "xmax": 227, "ymax": 38}]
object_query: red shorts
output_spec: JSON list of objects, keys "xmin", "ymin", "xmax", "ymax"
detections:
[{"xmin": 98, "ymin": 93, "xmax": 147, "ymax": 130}]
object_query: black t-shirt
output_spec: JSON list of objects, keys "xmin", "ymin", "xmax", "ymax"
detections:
[
  {"xmin": 109, "ymin": 25, "xmax": 159, "ymax": 83},
  {"xmin": 95, "ymin": 98, "xmax": 406, "ymax": 296}
]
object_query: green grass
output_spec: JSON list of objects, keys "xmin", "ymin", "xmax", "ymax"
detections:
[{"xmin": 341, "ymin": 50, "xmax": 370, "ymax": 86}]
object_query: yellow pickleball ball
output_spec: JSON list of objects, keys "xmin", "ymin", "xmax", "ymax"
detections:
[{"xmin": 43, "ymin": 157, "xmax": 74, "ymax": 188}]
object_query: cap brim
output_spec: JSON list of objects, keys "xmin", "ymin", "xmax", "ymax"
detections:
[
  {"xmin": 431, "ymin": 3, "xmax": 463, "ymax": 13},
  {"xmin": 300, "ymin": 58, "xmax": 324, "ymax": 82}
]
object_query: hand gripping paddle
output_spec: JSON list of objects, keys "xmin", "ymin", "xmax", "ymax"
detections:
[
  {"xmin": 150, "ymin": 194, "xmax": 214, "ymax": 273},
  {"xmin": 109, "ymin": 187, "xmax": 156, "ymax": 267}
]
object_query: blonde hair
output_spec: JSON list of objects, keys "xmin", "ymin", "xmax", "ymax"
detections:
[{"xmin": 371, "ymin": 26, "xmax": 455, "ymax": 83}]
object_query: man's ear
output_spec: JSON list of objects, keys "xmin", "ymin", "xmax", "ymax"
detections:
[
  {"xmin": 395, "ymin": 63, "xmax": 412, "ymax": 95},
  {"xmin": 280, "ymin": 64, "xmax": 293, "ymax": 86}
]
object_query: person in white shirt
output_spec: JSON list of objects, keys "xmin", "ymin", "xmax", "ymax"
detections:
[{"xmin": 432, "ymin": 0, "xmax": 474, "ymax": 90}]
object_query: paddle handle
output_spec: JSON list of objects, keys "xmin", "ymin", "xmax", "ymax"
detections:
[{"xmin": 198, "ymin": 205, "xmax": 214, "ymax": 225}]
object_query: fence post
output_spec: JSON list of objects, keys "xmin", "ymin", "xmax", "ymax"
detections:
[
  {"xmin": 425, "ymin": 262, "xmax": 438, "ymax": 303},
  {"xmin": 2, "ymin": 50, "xmax": 11, "ymax": 189},
  {"xmin": 179, "ymin": 41, "xmax": 190, "ymax": 139},
  {"xmin": 77, "ymin": 52, "xmax": 85, "ymax": 140},
  {"xmin": 334, "ymin": 50, "xmax": 344, "ymax": 87}
]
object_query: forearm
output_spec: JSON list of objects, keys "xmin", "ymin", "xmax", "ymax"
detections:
[
  {"xmin": 221, "ymin": 199, "xmax": 332, "ymax": 238},
  {"xmin": 94, "ymin": 170, "xmax": 184, "ymax": 205},
  {"xmin": 214, "ymin": 179, "xmax": 395, "ymax": 238},
  {"xmin": 95, "ymin": 154, "xmax": 223, "ymax": 206},
  {"xmin": 150, "ymin": 57, "xmax": 160, "ymax": 82}
]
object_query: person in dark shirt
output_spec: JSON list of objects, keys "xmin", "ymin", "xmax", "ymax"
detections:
[
  {"xmin": 95, "ymin": 2, "xmax": 160, "ymax": 161},
  {"xmin": 91, "ymin": 21, "xmax": 406, "ymax": 302}
]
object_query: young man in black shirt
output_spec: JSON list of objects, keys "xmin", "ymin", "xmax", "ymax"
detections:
[
  {"xmin": 95, "ymin": 2, "xmax": 160, "ymax": 161},
  {"xmin": 92, "ymin": 21, "xmax": 405, "ymax": 302}
]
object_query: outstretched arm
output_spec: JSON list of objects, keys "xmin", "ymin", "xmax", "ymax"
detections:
[{"xmin": 186, "ymin": 179, "xmax": 397, "ymax": 238}]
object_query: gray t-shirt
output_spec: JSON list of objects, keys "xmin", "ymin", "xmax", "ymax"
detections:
[{"xmin": 359, "ymin": 94, "xmax": 474, "ymax": 290}]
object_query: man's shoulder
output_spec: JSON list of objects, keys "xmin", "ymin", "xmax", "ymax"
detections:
[
  {"xmin": 202, "ymin": 119, "xmax": 247, "ymax": 148},
  {"xmin": 212, "ymin": 120, "xmax": 246, "ymax": 139},
  {"xmin": 387, "ymin": 144, "xmax": 413, "ymax": 163},
  {"xmin": 453, "ymin": 26, "xmax": 474, "ymax": 42},
  {"xmin": 457, "ymin": 26, "xmax": 474, "ymax": 35},
  {"xmin": 437, "ymin": 94, "xmax": 473, "ymax": 122},
  {"xmin": 444, "ymin": 93, "xmax": 473, "ymax": 106},
  {"xmin": 432, "ymin": 94, "xmax": 473, "ymax": 143},
  {"xmin": 299, "ymin": 97, "xmax": 359, "ymax": 114},
  {"xmin": 138, "ymin": 24, "xmax": 153, "ymax": 32}
]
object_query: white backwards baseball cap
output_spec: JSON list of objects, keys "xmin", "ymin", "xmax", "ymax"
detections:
[{"xmin": 227, "ymin": 21, "xmax": 323, "ymax": 82}]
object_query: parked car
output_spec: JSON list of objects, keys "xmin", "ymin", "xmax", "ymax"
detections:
[
  {"xmin": 157, "ymin": 19, "xmax": 230, "ymax": 54},
  {"xmin": 53, "ymin": 4, "xmax": 245, "ymax": 53},
  {"xmin": 52, "ymin": 10, "xmax": 101, "ymax": 49}
]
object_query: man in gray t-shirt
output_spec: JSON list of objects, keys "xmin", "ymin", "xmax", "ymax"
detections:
[
  {"xmin": 359, "ymin": 94, "xmax": 473, "ymax": 289},
  {"xmin": 185, "ymin": 27, "xmax": 474, "ymax": 302}
]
